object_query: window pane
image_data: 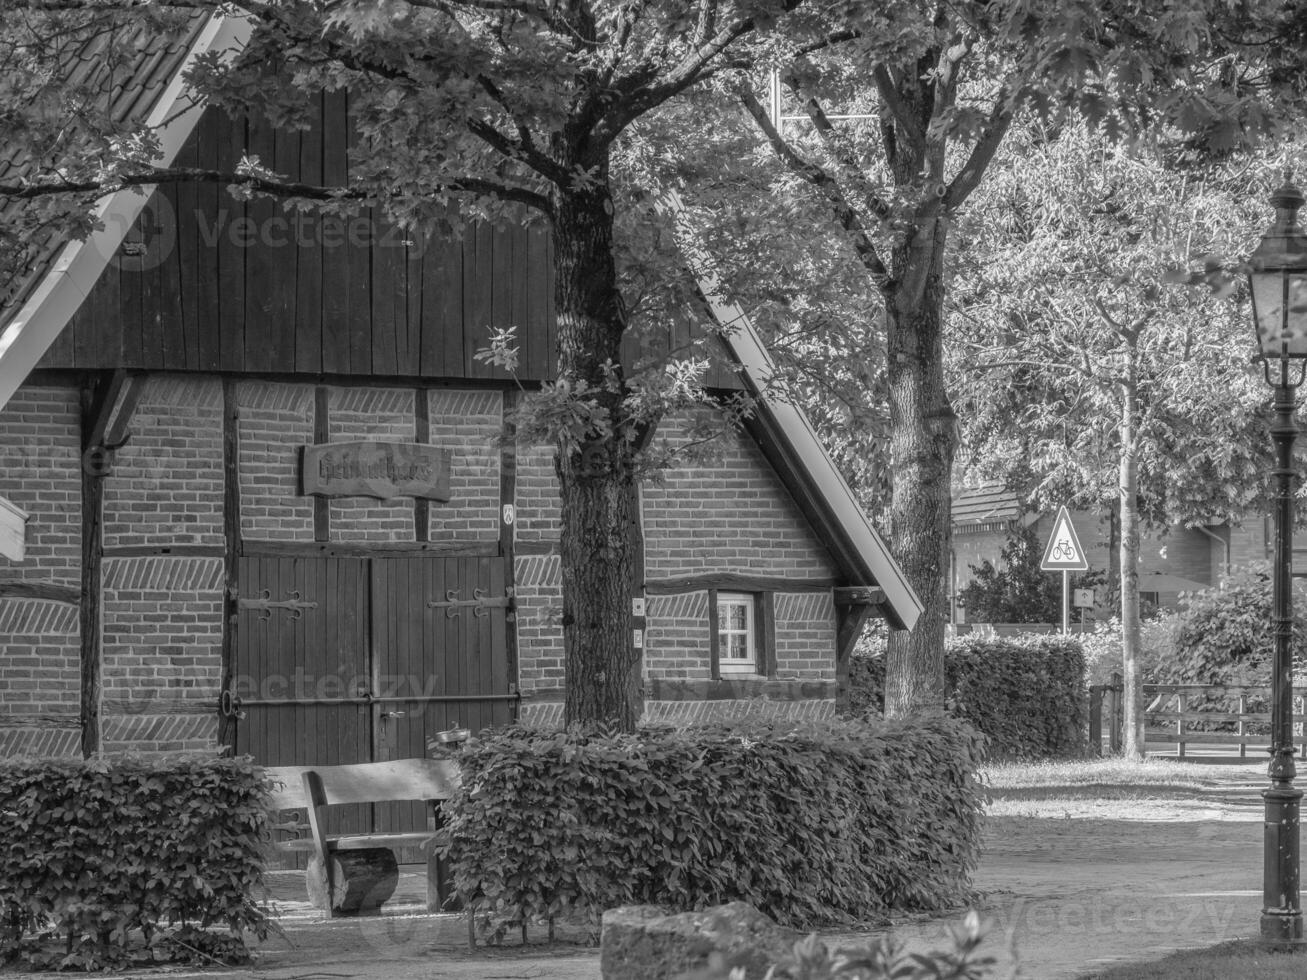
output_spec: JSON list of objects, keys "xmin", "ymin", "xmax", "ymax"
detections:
[{"xmin": 717, "ymin": 593, "xmax": 756, "ymax": 671}]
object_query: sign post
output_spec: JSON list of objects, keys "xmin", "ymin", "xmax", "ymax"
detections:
[{"xmin": 1040, "ymin": 506, "xmax": 1089, "ymax": 634}]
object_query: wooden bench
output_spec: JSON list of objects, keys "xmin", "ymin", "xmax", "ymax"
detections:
[{"xmin": 263, "ymin": 758, "xmax": 461, "ymax": 916}]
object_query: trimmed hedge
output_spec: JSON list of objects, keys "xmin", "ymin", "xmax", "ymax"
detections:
[
  {"xmin": 0, "ymin": 755, "xmax": 272, "ymax": 970},
  {"xmin": 948, "ymin": 635, "xmax": 1085, "ymax": 760},
  {"xmin": 848, "ymin": 635, "xmax": 1086, "ymax": 760},
  {"xmin": 442, "ymin": 715, "xmax": 985, "ymax": 939}
]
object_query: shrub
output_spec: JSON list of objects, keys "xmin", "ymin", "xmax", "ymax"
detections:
[
  {"xmin": 1161, "ymin": 562, "xmax": 1307, "ymax": 685},
  {"xmin": 946, "ymin": 635, "xmax": 1085, "ymax": 760},
  {"xmin": 1079, "ymin": 614, "xmax": 1180, "ymax": 686},
  {"xmin": 441, "ymin": 715, "xmax": 985, "ymax": 940},
  {"xmin": 846, "ymin": 635, "xmax": 1086, "ymax": 760},
  {"xmin": 0, "ymin": 755, "xmax": 272, "ymax": 970}
]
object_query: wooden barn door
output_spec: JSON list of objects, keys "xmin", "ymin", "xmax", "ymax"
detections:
[
  {"xmin": 233, "ymin": 556, "xmax": 373, "ymax": 865},
  {"xmin": 231, "ymin": 554, "xmax": 515, "ymax": 860},
  {"xmin": 371, "ymin": 555, "xmax": 515, "ymax": 857}
]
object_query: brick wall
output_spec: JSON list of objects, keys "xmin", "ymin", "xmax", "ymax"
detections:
[
  {"xmin": 327, "ymin": 386, "xmax": 416, "ymax": 541},
  {"xmin": 1230, "ymin": 520, "xmax": 1267, "ymax": 568},
  {"xmin": 519, "ymin": 696, "xmax": 836, "ymax": 729},
  {"xmin": 0, "ymin": 386, "xmax": 82, "ymax": 586},
  {"xmin": 517, "ymin": 413, "xmax": 845, "ymax": 722},
  {"xmin": 514, "ymin": 442, "xmax": 559, "ymax": 548},
  {"xmin": 100, "ymin": 556, "xmax": 224, "ymax": 753},
  {"xmin": 238, "ymin": 381, "xmax": 315, "ymax": 540},
  {"xmin": 643, "ymin": 698, "xmax": 834, "ymax": 725},
  {"xmin": 774, "ymin": 592, "xmax": 836, "ymax": 680},
  {"xmin": 0, "ymin": 386, "xmax": 82, "ymax": 756},
  {"xmin": 427, "ymin": 389, "xmax": 500, "ymax": 542},
  {"xmin": 642, "ymin": 415, "xmax": 835, "ymax": 581},
  {"xmin": 0, "ymin": 376, "xmax": 850, "ymax": 752},
  {"xmin": 515, "ymin": 553, "xmax": 562, "ymax": 697},
  {"xmin": 644, "ymin": 592, "xmax": 711, "ymax": 681},
  {"xmin": 103, "ymin": 377, "xmax": 224, "ymax": 549},
  {"xmin": 0, "ymin": 601, "xmax": 80, "ymax": 757}
]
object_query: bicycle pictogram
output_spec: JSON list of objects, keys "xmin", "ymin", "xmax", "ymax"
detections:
[{"xmin": 1050, "ymin": 539, "xmax": 1077, "ymax": 561}]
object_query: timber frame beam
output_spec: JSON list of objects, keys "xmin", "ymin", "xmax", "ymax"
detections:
[
  {"xmin": 79, "ymin": 370, "xmax": 146, "ymax": 757},
  {"xmin": 833, "ymin": 586, "xmax": 886, "ymax": 715}
]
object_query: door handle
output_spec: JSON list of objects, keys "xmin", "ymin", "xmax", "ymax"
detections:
[{"xmin": 381, "ymin": 710, "xmax": 406, "ymax": 719}]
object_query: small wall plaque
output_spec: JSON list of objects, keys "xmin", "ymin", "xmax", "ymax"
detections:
[{"xmin": 302, "ymin": 442, "xmax": 452, "ymax": 501}]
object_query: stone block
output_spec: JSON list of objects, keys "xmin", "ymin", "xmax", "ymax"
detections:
[{"xmin": 600, "ymin": 902, "xmax": 799, "ymax": 980}]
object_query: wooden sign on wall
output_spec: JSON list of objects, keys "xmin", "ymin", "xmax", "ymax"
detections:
[{"xmin": 301, "ymin": 442, "xmax": 453, "ymax": 500}]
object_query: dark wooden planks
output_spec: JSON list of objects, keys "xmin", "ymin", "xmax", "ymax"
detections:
[
  {"xmin": 370, "ymin": 216, "xmax": 402, "ymax": 376},
  {"xmin": 38, "ymin": 93, "xmax": 572, "ymax": 383},
  {"xmin": 171, "ymin": 127, "xmax": 200, "ymax": 370},
  {"xmin": 462, "ymin": 223, "xmax": 494, "ymax": 378},
  {"xmin": 244, "ymin": 109, "xmax": 279, "ymax": 372},
  {"xmin": 294, "ymin": 92, "xmax": 324, "ymax": 374},
  {"xmin": 195, "ymin": 108, "xmax": 222, "ymax": 372},
  {"xmin": 321, "ymin": 90, "xmax": 351, "ymax": 375},
  {"xmin": 419, "ymin": 212, "xmax": 464, "ymax": 378},
  {"xmin": 217, "ymin": 108, "xmax": 247, "ymax": 372},
  {"xmin": 345, "ymin": 94, "xmax": 372, "ymax": 375},
  {"xmin": 267, "ymin": 121, "xmax": 301, "ymax": 372}
]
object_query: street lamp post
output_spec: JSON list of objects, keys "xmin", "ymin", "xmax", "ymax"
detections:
[{"xmin": 1248, "ymin": 174, "xmax": 1307, "ymax": 944}]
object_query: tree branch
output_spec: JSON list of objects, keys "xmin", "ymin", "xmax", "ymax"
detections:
[
  {"xmin": 464, "ymin": 116, "xmax": 566, "ymax": 188},
  {"xmin": 692, "ymin": 0, "xmax": 716, "ymax": 48},
  {"xmin": 872, "ymin": 65, "xmax": 926, "ymax": 154},
  {"xmin": 734, "ymin": 84, "xmax": 891, "ymax": 288},
  {"xmin": 404, "ymin": 0, "xmax": 556, "ymax": 16},
  {"xmin": 1, "ymin": 167, "xmax": 555, "ymax": 214},
  {"xmin": 793, "ymin": 29, "xmax": 860, "ymax": 60},
  {"xmin": 473, "ymin": 74, "xmax": 561, "ymax": 181},
  {"xmin": 945, "ymin": 81, "xmax": 1024, "ymax": 209},
  {"xmin": 785, "ymin": 73, "xmax": 892, "ymax": 224},
  {"xmin": 600, "ymin": 0, "xmax": 803, "ymax": 142}
]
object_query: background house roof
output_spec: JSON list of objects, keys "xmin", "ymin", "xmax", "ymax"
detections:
[{"xmin": 953, "ymin": 482, "xmax": 1022, "ymax": 528}]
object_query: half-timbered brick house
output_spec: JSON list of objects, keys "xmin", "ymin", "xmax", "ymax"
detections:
[{"xmin": 0, "ymin": 11, "xmax": 920, "ymax": 766}]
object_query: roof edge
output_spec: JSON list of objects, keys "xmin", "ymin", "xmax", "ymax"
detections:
[
  {"xmin": 0, "ymin": 10, "xmax": 255, "ymax": 407},
  {"xmin": 661, "ymin": 191, "xmax": 924, "ymax": 631}
]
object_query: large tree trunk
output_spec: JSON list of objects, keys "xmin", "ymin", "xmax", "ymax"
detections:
[
  {"xmin": 883, "ymin": 231, "xmax": 956, "ymax": 717},
  {"xmin": 1119, "ymin": 358, "xmax": 1145, "ymax": 758},
  {"xmin": 551, "ymin": 177, "xmax": 643, "ymax": 730}
]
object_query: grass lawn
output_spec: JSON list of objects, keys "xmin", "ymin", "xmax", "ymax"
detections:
[
  {"xmin": 1075, "ymin": 940, "xmax": 1307, "ymax": 978},
  {"xmin": 983, "ymin": 757, "xmax": 1222, "ymax": 793},
  {"xmin": 979, "ymin": 757, "xmax": 1237, "ymax": 810}
]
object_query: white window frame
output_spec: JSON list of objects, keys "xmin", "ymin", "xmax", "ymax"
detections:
[{"xmin": 716, "ymin": 592, "xmax": 758, "ymax": 675}]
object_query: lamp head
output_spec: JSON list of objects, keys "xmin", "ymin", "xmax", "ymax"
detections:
[{"xmin": 1249, "ymin": 172, "xmax": 1307, "ymax": 365}]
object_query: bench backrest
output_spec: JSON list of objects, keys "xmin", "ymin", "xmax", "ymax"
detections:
[{"xmin": 263, "ymin": 758, "xmax": 461, "ymax": 810}]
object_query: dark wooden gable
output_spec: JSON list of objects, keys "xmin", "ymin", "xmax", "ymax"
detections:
[
  {"xmin": 38, "ymin": 89, "xmax": 743, "ymax": 390},
  {"xmin": 40, "ymin": 90, "xmax": 555, "ymax": 382}
]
